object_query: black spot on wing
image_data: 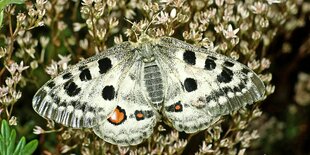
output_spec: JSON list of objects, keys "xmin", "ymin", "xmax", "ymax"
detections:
[
  {"xmin": 206, "ymin": 89, "xmax": 226, "ymax": 103},
  {"xmin": 62, "ymin": 73, "xmax": 73, "ymax": 79},
  {"xmin": 64, "ymin": 80, "xmax": 81, "ymax": 96},
  {"xmin": 58, "ymin": 101, "xmax": 66, "ymax": 107},
  {"xmin": 183, "ymin": 50, "xmax": 196, "ymax": 65},
  {"xmin": 70, "ymin": 101, "xmax": 78, "ymax": 107},
  {"xmin": 206, "ymin": 95, "xmax": 213, "ymax": 103},
  {"xmin": 223, "ymin": 87, "xmax": 233, "ymax": 94},
  {"xmin": 46, "ymin": 81, "xmax": 55, "ymax": 88},
  {"xmin": 77, "ymin": 103, "xmax": 86, "ymax": 112},
  {"xmin": 79, "ymin": 65, "xmax": 86, "ymax": 70},
  {"xmin": 79, "ymin": 68, "xmax": 92, "ymax": 81},
  {"xmin": 98, "ymin": 57, "xmax": 112, "ymax": 74},
  {"xmin": 52, "ymin": 94, "xmax": 60, "ymax": 103},
  {"xmin": 238, "ymin": 83, "xmax": 246, "ymax": 90},
  {"xmin": 87, "ymin": 105, "xmax": 95, "ymax": 113},
  {"xmin": 67, "ymin": 101, "xmax": 86, "ymax": 111},
  {"xmin": 241, "ymin": 68, "xmax": 250, "ymax": 74},
  {"xmin": 217, "ymin": 67, "xmax": 233, "ymax": 83},
  {"xmin": 233, "ymin": 86, "xmax": 241, "ymax": 92},
  {"xmin": 224, "ymin": 61, "xmax": 234, "ymax": 67},
  {"xmin": 208, "ymin": 56, "xmax": 217, "ymax": 60},
  {"xmin": 102, "ymin": 85, "xmax": 115, "ymax": 100},
  {"xmin": 205, "ymin": 57, "xmax": 216, "ymax": 70},
  {"xmin": 184, "ymin": 78, "xmax": 197, "ymax": 92}
]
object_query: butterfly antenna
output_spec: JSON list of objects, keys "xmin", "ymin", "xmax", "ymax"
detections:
[
  {"xmin": 143, "ymin": 11, "xmax": 162, "ymax": 35},
  {"xmin": 124, "ymin": 18, "xmax": 139, "ymax": 41},
  {"xmin": 143, "ymin": 16, "xmax": 155, "ymax": 35}
]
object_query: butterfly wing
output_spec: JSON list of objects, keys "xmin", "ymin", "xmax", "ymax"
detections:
[
  {"xmin": 93, "ymin": 59, "xmax": 158, "ymax": 146},
  {"xmin": 156, "ymin": 37, "xmax": 265, "ymax": 133},
  {"xmin": 32, "ymin": 42, "xmax": 135, "ymax": 128}
]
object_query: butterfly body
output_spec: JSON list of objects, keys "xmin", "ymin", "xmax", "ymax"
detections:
[{"xmin": 33, "ymin": 35, "xmax": 265, "ymax": 146}]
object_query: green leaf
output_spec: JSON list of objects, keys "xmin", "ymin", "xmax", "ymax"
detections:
[
  {"xmin": 0, "ymin": 120, "xmax": 38, "ymax": 155},
  {"xmin": 0, "ymin": 0, "xmax": 24, "ymax": 10},
  {"xmin": 21, "ymin": 140, "xmax": 38, "ymax": 155},
  {"xmin": 1, "ymin": 120, "xmax": 10, "ymax": 155},
  {"xmin": 0, "ymin": 10, "xmax": 3, "ymax": 29},
  {"xmin": 13, "ymin": 137, "xmax": 25, "ymax": 155},
  {"xmin": 7, "ymin": 129, "xmax": 16, "ymax": 155},
  {"xmin": 1, "ymin": 120, "xmax": 10, "ymax": 140},
  {"xmin": 1, "ymin": 120, "xmax": 10, "ymax": 154},
  {"xmin": 0, "ymin": 134, "xmax": 4, "ymax": 155}
]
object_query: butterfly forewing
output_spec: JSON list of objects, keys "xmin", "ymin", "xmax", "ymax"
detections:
[{"xmin": 32, "ymin": 42, "xmax": 135, "ymax": 128}]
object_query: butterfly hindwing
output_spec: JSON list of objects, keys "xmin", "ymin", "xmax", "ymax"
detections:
[{"xmin": 93, "ymin": 60, "xmax": 158, "ymax": 146}]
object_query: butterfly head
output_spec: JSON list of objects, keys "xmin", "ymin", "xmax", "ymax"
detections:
[{"xmin": 133, "ymin": 34, "xmax": 157, "ymax": 63}]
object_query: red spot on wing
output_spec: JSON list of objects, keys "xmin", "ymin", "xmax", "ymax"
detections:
[
  {"xmin": 174, "ymin": 102, "xmax": 183, "ymax": 112},
  {"xmin": 135, "ymin": 110, "xmax": 145, "ymax": 121},
  {"xmin": 107, "ymin": 106, "xmax": 126, "ymax": 125},
  {"xmin": 136, "ymin": 112, "xmax": 144, "ymax": 119},
  {"xmin": 175, "ymin": 104, "xmax": 182, "ymax": 111}
]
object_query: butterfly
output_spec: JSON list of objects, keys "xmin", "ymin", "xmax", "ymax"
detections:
[{"xmin": 32, "ymin": 34, "xmax": 265, "ymax": 146}]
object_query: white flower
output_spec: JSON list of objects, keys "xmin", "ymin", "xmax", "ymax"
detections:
[
  {"xmin": 156, "ymin": 11, "xmax": 170, "ymax": 24},
  {"xmin": 222, "ymin": 24, "xmax": 239, "ymax": 39},
  {"xmin": 170, "ymin": 8, "xmax": 177, "ymax": 18},
  {"xmin": 0, "ymin": 86, "xmax": 9, "ymax": 97},
  {"xmin": 267, "ymin": 0, "xmax": 282, "ymax": 5},
  {"xmin": 45, "ymin": 60, "xmax": 58, "ymax": 77},
  {"xmin": 36, "ymin": 0, "xmax": 48, "ymax": 6},
  {"xmin": 82, "ymin": 0, "xmax": 93, "ymax": 6},
  {"xmin": 17, "ymin": 61, "xmax": 29, "ymax": 73},
  {"xmin": 6, "ymin": 63, "xmax": 18, "ymax": 75},
  {"xmin": 12, "ymin": 90, "xmax": 22, "ymax": 100},
  {"xmin": 33, "ymin": 126, "xmax": 45, "ymax": 134},
  {"xmin": 25, "ymin": 48, "xmax": 36, "ymax": 58},
  {"xmin": 40, "ymin": 36, "xmax": 50, "ymax": 48},
  {"xmin": 250, "ymin": 2, "xmax": 268, "ymax": 14},
  {"xmin": 9, "ymin": 116, "xmax": 17, "ymax": 126},
  {"xmin": 73, "ymin": 22, "xmax": 85, "ymax": 32},
  {"xmin": 58, "ymin": 54, "xmax": 71, "ymax": 70}
]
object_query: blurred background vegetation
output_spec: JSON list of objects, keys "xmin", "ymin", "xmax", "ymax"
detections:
[{"xmin": 0, "ymin": 0, "xmax": 309, "ymax": 154}]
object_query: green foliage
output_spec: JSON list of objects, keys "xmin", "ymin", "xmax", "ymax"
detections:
[
  {"xmin": 0, "ymin": 120, "xmax": 38, "ymax": 155},
  {"xmin": 0, "ymin": 0, "xmax": 24, "ymax": 28}
]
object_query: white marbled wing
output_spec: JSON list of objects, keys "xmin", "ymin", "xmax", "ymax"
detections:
[
  {"xmin": 93, "ymin": 59, "xmax": 158, "ymax": 146},
  {"xmin": 32, "ymin": 42, "xmax": 136, "ymax": 128},
  {"xmin": 155, "ymin": 37, "xmax": 265, "ymax": 133}
]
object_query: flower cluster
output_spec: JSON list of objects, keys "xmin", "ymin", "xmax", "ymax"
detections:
[
  {"xmin": 0, "ymin": 61, "xmax": 28, "ymax": 122},
  {"xmin": 0, "ymin": 0, "xmax": 46, "ymax": 122}
]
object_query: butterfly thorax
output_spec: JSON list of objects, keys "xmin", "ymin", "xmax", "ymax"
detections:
[{"xmin": 137, "ymin": 43, "xmax": 156, "ymax": 63}]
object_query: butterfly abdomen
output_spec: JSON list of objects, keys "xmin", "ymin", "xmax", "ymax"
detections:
[{"xmin": 143, "ymin": 61, "xmax": 164, "ymax": 107}]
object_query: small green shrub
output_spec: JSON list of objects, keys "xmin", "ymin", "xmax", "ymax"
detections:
[{"xmin": 0, "ymin": 120, "xmax": 38, "ymax": 155}]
